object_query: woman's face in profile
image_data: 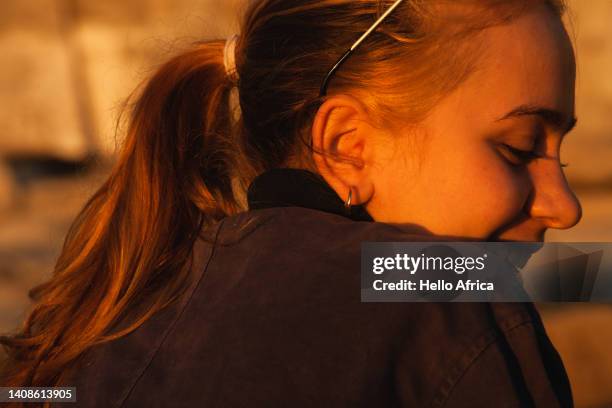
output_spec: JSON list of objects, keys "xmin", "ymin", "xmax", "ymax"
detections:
[{"xmin": 370, "ymin": 4, "xmax": 582, "ymax": 241}]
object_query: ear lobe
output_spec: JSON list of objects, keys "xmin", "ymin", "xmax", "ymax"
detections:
[{"xmin": 310, "ymin": 94, "xmax": 375, "ymax": 206}]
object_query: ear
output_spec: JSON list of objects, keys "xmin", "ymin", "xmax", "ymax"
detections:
[{"xmin": 311, "ymin": 94, "xmax": 377, "ymax": 206}]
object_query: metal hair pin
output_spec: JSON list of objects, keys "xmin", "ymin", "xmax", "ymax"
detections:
[{"xmin": 319, "ymin": 0, "xmax": 406, "ymax": 96}]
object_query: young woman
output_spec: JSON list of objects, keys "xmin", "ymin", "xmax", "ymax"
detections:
[{"xmin": 1, "ymin": 0, "xmax": 580, "ymax": 406}]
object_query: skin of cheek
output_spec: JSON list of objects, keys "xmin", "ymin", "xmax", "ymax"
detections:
[{"xmin": 366, "ymin": 127, "xmax": 532, "ymax": 239}]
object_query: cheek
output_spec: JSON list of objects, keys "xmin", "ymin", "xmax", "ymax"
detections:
[
  {"xmin": 474, "ymin": 169, "xmax": 528, "ymax": 229},
  {"xmin": 451, "ymin": 151, "xmax": 531, "ymax": 235},
  {"xmin": 417, "ymin": 146, "xmax": 531, "ymax": 237},
  {"xmin": 369, "ymin": 139, "xmax": 532, "ymax": 238}
]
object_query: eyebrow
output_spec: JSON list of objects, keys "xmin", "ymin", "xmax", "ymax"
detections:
[{"xmin": 496, "ymin": 105, "xmax": 578, "ymax": 134}]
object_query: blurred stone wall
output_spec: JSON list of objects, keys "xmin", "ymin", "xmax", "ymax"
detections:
[
  {"xmin": 0, "ymin": 1, "xmax": 610, "ymax": 179},
  {"xmin": 0, "ymin": 0, "xmax": 242, "ymax": 161},
  {"xmin": 563, "ymin": 1, "xmax": 612, "ymax": 186},
  {"xmin": 0, "ymin": 1, "xmax": 611, "ymax": 407}
]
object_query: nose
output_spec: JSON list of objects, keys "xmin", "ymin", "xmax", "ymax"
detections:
[{"xmin": 526, "ymin": 160, "xmax": 582, "ymax": 230}]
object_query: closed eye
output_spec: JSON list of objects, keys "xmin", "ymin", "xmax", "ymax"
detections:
[
  {"xmin": 499, "ymin": 144, "xmax": 570, "ymax": 168},
  {"xmin": 499, "ymin": 144, "xmax": 541, "ymax": 166}
]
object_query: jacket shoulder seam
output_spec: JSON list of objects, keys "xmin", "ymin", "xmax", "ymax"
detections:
[
  {"xmin": 117, "ymin": 218, "xmax": 226, "ymax": 407},
  {"xmin": 214, "ymin": 210, "xmax": 281, "ymax": 246}
]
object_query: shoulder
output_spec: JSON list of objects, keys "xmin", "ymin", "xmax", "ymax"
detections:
[
  {"xmin": 197, "ymin": 206, "xmax": 538, "ymax": 359},
  {"xmin": 195, "ymin": 207, "xmax": 546, "ymax": 398},
  {"xmin": 198, "ymin": 206, "xmax": 439, "ymax": 303},
  {"xmin": 63, "ymin": 207, "xmax": 568, "ymax": 407},
  {"xmin": 209, "ymin": 205, "xmax": 443, "ymax": 259},
  {"xmin": 202, "ymin": 208, "xmax": 570, "ymax": 405}
]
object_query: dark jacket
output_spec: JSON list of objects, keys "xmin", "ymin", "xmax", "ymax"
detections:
[{"xmin": 62, "ymin": 169, "xmax": 573, "ymax": 407}]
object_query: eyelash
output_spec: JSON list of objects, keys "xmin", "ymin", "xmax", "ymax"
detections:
[{"xmin": 500, "ymin": 144, "xmax": 570, "ymax": 168}]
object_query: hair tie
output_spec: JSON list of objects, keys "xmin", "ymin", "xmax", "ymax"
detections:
[{"xmin": 223, "ymin": 34, "xmax": 240, "ymax": 83}]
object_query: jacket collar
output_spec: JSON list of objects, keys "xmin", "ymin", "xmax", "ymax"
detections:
[{"xmin": 246, "ymin": 168, "xmax": 373, "ymax": 222}]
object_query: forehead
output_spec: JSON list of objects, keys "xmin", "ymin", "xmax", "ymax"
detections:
[{"xmin": 461, "ymin": 4, "xmax": 576, "ymax": 118}]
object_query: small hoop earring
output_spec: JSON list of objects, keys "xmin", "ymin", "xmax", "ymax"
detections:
[{"xmin": 344, "ymin": 187, "xmax": 353, "ymax": 212}]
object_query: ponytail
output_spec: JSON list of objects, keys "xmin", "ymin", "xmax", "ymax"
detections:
[{"xmin": 0, "ymin": 40, "xmax": 241, "ymax": 388}]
